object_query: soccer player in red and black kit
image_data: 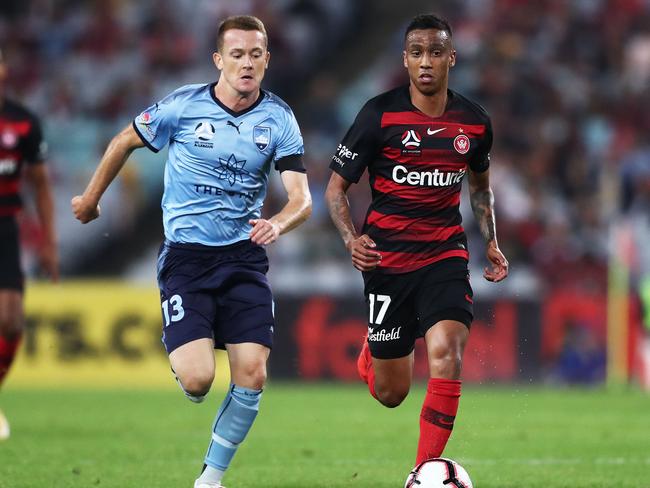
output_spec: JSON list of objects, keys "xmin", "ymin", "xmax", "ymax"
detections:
[
  {"xmin": 325, "ymin": 14, "xmax": 508, "ymax": 466},
  {"xmin": 0, "ymin": 48, "xmax": 58, "ymax": 440}
]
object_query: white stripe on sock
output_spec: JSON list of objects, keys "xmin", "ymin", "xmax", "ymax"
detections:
[{"xmin": 211, "ymin": 432, "xmax": 237, "ymax": 448}]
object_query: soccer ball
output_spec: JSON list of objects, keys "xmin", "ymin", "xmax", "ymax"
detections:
[{"xmin": 404, "ymin": 458, "xmax": 473, "ymax": 488}]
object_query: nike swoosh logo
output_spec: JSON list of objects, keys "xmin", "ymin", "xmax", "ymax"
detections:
[{"xmin": 427, "ymin": 127, "xmax": 446, "ymax": 135}]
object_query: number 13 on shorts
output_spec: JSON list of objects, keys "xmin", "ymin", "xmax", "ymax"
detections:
[
  {"xmin": 162, "ymin": 294, "xmax": 185, "ymax": 327},
  {"xmin": 368, "ymin": 293, "xmax": 391, "ymax": 325}
]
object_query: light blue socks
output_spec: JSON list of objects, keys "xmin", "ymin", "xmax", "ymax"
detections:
[{"xmin": 200, "ymin": 383, "xmax": 262, "ymax": 480}]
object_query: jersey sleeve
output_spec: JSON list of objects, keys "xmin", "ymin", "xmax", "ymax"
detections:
[
  {"xmin": 22, "ymin": 115, "xmax": 46, "ymax": 165},
  {"xmin": 273, "ymin": 109, "xmax": 305, "ymax": 172},
  {"xmin": 329, "ymin": 100, "xmax": 381, "ymax": 183},
  {"xmin": 469, "ymin": 116, "xmax": 492, "ymax": 173},
  {"xmin": 132, "ymin": 92, "xmax": 180, "ymax": 153}
]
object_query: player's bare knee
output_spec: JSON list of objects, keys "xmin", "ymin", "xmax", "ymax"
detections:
[
  {"xmin": 180, "ymin": 371, "xmax": 214, "ymax": 397},
  {"xmin": 241, "ymin": 368, "xmax": 267, "ymax": 390},
  {"xmin": 429, "ymin": 354, "xmax": 463, "ymax": 379},
  {"xmin": 233, "ymin": 361, "xmax": 267, "ymax": 390},
  {"xmin": 375, "ymin": 384, "xmax": 409, "ymax": 408},
  {"xmin": 376, "ymin": 389, "xmax": 408, "ymax": 408}
]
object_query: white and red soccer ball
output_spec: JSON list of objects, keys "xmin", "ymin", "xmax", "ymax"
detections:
[{"xmin": 404, "ymin": 457, "xmax": 473, "ymax": 488}]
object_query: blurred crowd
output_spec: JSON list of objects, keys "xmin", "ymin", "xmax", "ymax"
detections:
[
  {"xmin": 2, "ymin": 0, "xmax": 356, "ymax": 119},
  {"xmin": 2, "ymin": 0, "xmax": 650, "ymax": 302}
]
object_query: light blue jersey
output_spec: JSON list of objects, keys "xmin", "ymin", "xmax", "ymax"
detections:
[{"xmin": 133, "ymin": 83, "xmax": 304, "ymax": 246}]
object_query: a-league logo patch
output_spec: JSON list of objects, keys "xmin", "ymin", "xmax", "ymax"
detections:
[
  {"xmin": 401, "ymin": 129, "xmax": 421, "ymax": 148},
  {"xmin": 194, "ymin": 121, "xmax": 215, "ymax": 148},
  {"xmin": 401, "ymin": 129, "xmax": 422, "ymax": 156},
  {"xmin": 253, "ymin": 126, "xmax": 271, "ymax": 151},
  {"xmin": 195, "ymin": 122, "xmax": 215, "ymax": 141}
]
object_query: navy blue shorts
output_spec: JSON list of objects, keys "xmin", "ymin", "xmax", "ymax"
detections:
[{"xmin": 157, "ymin": 239, "xmax": 274, "ymax": 354}]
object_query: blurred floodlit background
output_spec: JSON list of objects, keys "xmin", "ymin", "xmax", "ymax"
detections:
[{"xmin": 3, "ymin": 0, "xmax": 650, "ymax": 388}]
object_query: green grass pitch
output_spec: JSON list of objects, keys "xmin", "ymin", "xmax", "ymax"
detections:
[{"xmin": 0, "ymin": 384, "xmax": 648, "ymax": 487}]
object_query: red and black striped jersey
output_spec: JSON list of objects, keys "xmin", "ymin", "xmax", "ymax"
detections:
[
  {"xmin": 0, "ymin": 99, "xmax": 45, "ymax": 217},
  {"xmin": 330, "ymin": 86, "xmax": 492, "ymax": 274}
]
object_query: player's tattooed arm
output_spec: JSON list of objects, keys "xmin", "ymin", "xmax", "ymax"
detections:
[
  {"xmin": 325, "ymin": 173, "xmax": 357, "ymax": 246},
  {"xmin": 325, "ymin": 172, "xmax": 382, "ymax": 271},
  {"xmin": 468, "ymin": 180, "xmax": 496, "ymax": 244},
  {"xmin": 468, "ymin": 169, "xmax": 509, "ymax": 282}
]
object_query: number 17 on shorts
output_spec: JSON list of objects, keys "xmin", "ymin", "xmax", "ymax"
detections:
[{"xmin": 368, "ymin": 293, "xmax": 391, "ymax": 325}]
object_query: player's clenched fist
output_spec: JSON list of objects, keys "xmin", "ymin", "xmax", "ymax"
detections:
[
  {"xmin": 483, "ymin": 241, "xmax": 509, "ymax": 283},
  {"xmin": 71, "ymin": 195, "xmax": 101, "ymax": 224},
  {"xmin": 249, "ymin": 218, "xmax": 280, "ymax": 245},
  {"xmin": 348, "ymin": 234, "xmax": 382, "ymax": 272}
]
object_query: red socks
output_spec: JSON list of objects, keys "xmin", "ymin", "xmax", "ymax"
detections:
[
  {"xmin": 0, "ymin": 334, "xmax": 22, "ymax": 387},
  {"xmin": 359, "ymin": 343, "xmax": 462, "ymax": 462},
  {"xmin": 416, "ymin": 377, "xmax": 461, "ymax": 464}
]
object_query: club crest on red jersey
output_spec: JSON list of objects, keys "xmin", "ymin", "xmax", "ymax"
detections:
[
  {"xmin": 453, "ymin": 134, "xmax": 470, "ymax": 154},
  {"xmin": 1, "ymin": 130, "xmax": 18, "ymax": 148}
]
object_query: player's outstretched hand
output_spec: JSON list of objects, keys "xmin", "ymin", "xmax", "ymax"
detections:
[
  {"xmin": 348, "ymin": 234, "xmax": 382, "ymax": 272},
  {"xmin": 71, "ymin": 195, "xmax": 101, "ymax": 224},
  {"xmin": 484, "ymin": 241, "xmax": 508, "ymax": 282},
  {"xmin": 249, "ymin": 219, "xmax": 280, "ymax": 245}
]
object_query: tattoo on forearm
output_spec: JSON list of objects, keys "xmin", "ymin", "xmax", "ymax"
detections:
[
  {"xmin": 470, "ymin": 189, "xmax": 496, "ymax": 243},
  {"xmin": 327, "ymin": 191, "xmax": 357, "ymax": 246}
]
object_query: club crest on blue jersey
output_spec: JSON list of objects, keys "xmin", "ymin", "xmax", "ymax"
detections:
[{"xmin": 253, "ymin": 126, "xmax": 271, "ymax": 151}]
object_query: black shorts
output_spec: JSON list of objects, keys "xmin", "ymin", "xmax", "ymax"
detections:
[
  {"xmin": 0, "ymin": 216, "xmax": 24, "ymax": 291},
  {"xmin": 362, "ymin": 258, "xmax": 473, "ymax": 359},
  {"xmin": 157, "ymin": 239, "xmax": 275, "ymax": 354}
]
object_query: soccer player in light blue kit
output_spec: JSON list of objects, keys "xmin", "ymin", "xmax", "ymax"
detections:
[{"xmin": 72, "ymin": 16, "xmax": 312, "ymax": 488}]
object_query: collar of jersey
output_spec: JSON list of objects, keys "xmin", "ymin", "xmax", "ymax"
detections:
[
  {"xmin": 403, "ymin": 85, "xmax": 455, "ymax": 118},
  {"xmin": 209, "ymin": 82, "xmax": 266, "ymax": 118}
]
